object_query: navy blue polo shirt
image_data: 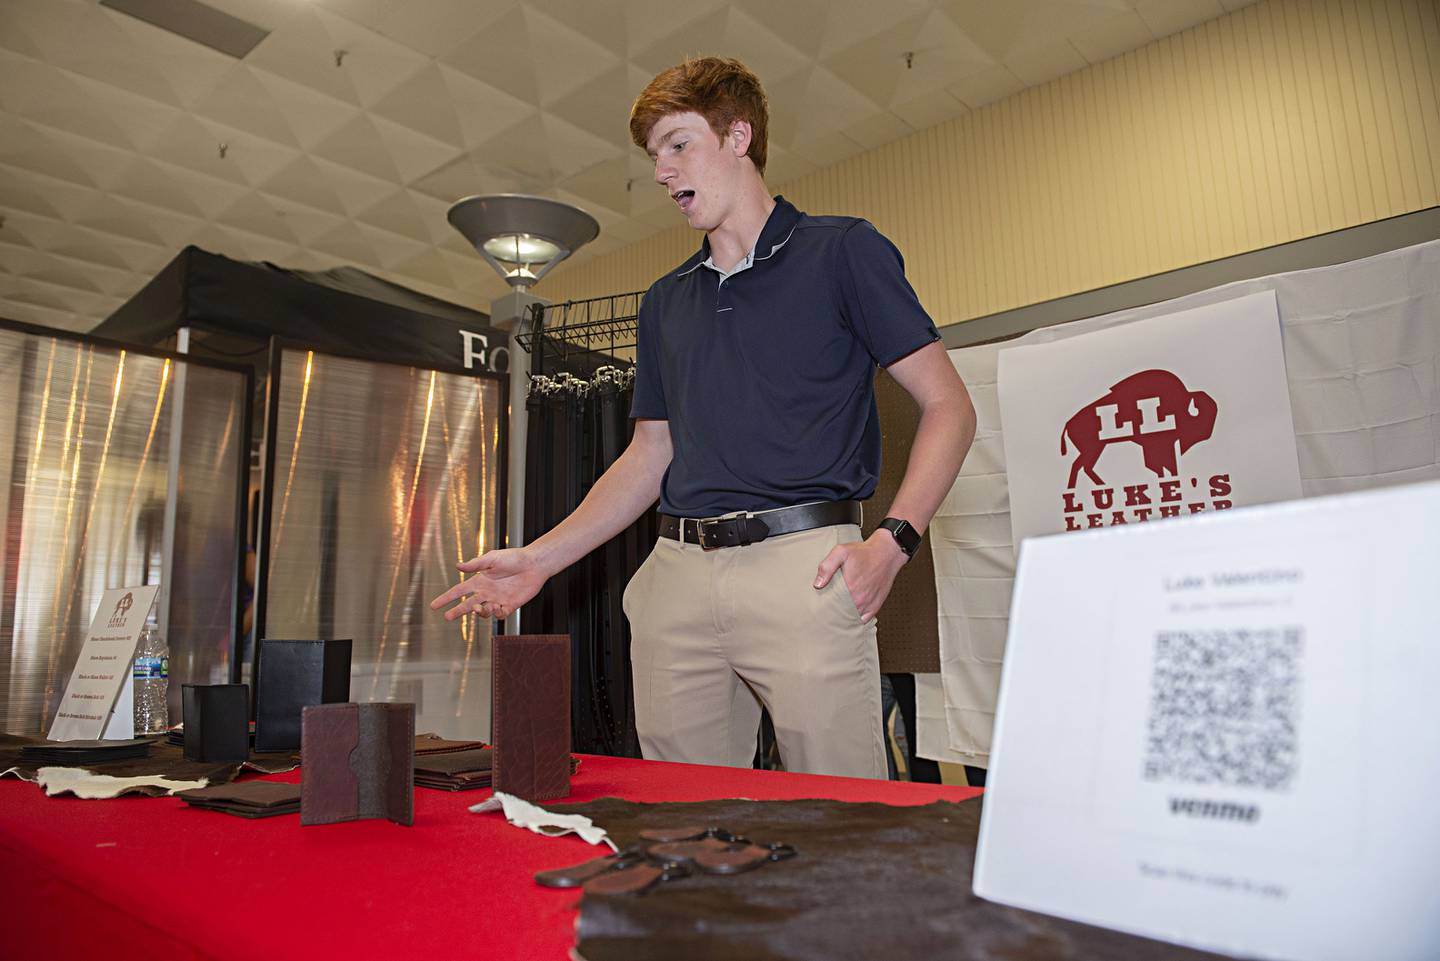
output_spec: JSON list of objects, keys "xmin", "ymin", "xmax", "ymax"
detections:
[{"xmin": 630, "ymin": 196, "xmax": 939, "ymax": 518}]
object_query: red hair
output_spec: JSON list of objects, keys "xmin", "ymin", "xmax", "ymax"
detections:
[{"xmin": 630, "ymin": 57, "xmax": 769, "ymax": 175}]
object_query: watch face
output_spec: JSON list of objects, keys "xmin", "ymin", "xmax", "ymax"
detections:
[{"xmin": 883, "ymin": 518, "xmax": 920, "ymax": 556}]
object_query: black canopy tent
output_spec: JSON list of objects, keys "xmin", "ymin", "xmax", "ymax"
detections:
[{"xmin": 91, "ymin": 246, "xmax": 506, "ymax": 376}]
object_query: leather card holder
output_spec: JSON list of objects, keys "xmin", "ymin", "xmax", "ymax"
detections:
[
  {"xmin": 300, "ymin": 702, "xmax": 414, "ymax": 826},
  {"xmin": 491, "ymin": 634, "xmax": 571, "ymax": 801},
  {"xmin": 182, "ymin": 684, "xmax": 249, "ymax": 763}
]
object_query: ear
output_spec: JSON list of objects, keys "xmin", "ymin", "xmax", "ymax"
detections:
[{"xmin": 727, "ymin": 120, "xmax": 753, "ymax": 160}]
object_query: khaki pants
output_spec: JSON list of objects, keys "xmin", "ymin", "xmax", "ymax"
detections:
[{"xmin": 623, "ymin": 523, "xmax": 887, "ymax": 779}]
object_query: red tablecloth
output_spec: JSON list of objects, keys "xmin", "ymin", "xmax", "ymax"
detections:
[{"xmin": 0, "ymin": 756, "xmax": 980, "ymax": 960}]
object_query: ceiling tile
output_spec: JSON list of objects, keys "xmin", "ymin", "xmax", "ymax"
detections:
[
  {"xmin": 190, "ymin": 121, "xmax": 303, "ymax": 188},
  {"xmin": 813, "ymin": 0, "xmax": 934, "ymax": 60},
  {"xmin": 10, "ymin": 62, "xmax": 137, "ymax": 153},
  {"xmin": 1004, "ymin": 37, "xmax": 1089, "ymax": 86},
  {"xmin": 45, "ymin": 236, "xmax": 135, "ymax": 274},
  {"xmin": 0, "ymin": 165, "xmax": 74, "ymax": 220},
  {"xmin": 390, "ymin": 247, "xmax": 460, "ymax": 291},
  {"xmin": 350, "ymin": 0, "xmax": 494, "ymax": 60},
  {"xmin": 109, "ymin": 157, "xmax": 210, "ymax": 217},
  {"xmin": 0, "ymin": 121, "xmax": 106, "ymax": 191},
  {"xmin": 891, "ymin": 88, "xmax": 971, "ymax": 130},
  {"xmin": 555, "ymin": 157, "xmax": 633, "ymax": 222},
  {"xmin": 105, "ymin": 2, "xmax": 235, "ymax": 109},
  {"xmin": 215, "ymin": 192, "xmax": 302, "ymax": 245},
  {"xmin": 619, "ymin": 0, "xmax": 730, "ymax": 57},
  {"xmin": 629, "ymin": 6, "xmax": 811, "ymax": 87},
  {"xmin": 370, "ymin": 115, "xmax": 465, "ymax": 185},
  {"xmin": 947, "ymin": 63, "xmax": 1027, "ymax": 108},
  {"xmin": 471, "ymin": 112, "xmax": 624, "ymax": 186},
  {"xmin": 1135, "ymin": 0, "xmax": 1226, "ymax": 38},
  {"xmin": 156, "ymin": 161, "xmax": 254, "ymax": 220},
  {"xmin": 766, "ymin": 65, "xmax": 882, "ymax": 149},
  {"xmin": 307, "ymin": 157, "xmax": 401, "ymax": 218},
  {"xmin": 310, "ymin": 113, "xmax": 403, "ymax": 182},
  {"xmin": 823, "ymin": 9, "xmax": 994, "ymax": 108},
  {"xmin": 199, "ymin": 0, "xmax": 308, "ymax": 33},
  {"xmin": 243, "ymin": 6, "xmax": 363, "ymax": 106},
  {"xmin": 247, "ymin": 69, "xmax": 359, "ymax": 151},
  {"xmin": 439, "ymin": 66, "xmax": 539, "ymax": 154},
  {"xmin": 787, "ymin": 129, "xmax": 868, "ymax": 169},
  {"xmin": 524, "ymin": 0, "xmax": 628, "ymax": 58},
  {"xmin": 72, "ymin": 191, "xmax": 177, "ymax": 247},
  {"xmin": 1071, "ymin": 10, "xmax": 1157, "ymax": 64},
  {"xmin": 258, "ymin": 198, "xmax": 349, "ymax": 246},
  {"xmin": 307, "ymin": 221, "xmax": 385, "ymax": 269},
  {"xmin": 259, "ymin": 155, "xmax": 348, "ymax": 217},
  {"xmin": 440, "ymin": 5, "xmax": 620, "ymax": 109},
  {"xmin": 0, "ymin": 3, "xmax": 46, "ymax": 61},
  {"xmin": 192, "ymin": 64, "xmax": 303, "ymax": 148},
  {"xmin": 355, "ymin": 222, "xmax": 431, "ymax": 271},
  {"xmin": 544, "ymin": 62, "xmax": 651, "ymax": 145},
  {"xmin": 369, "ymin": 63, "xmax": 463, "ymax": 146},
  {"xmin": 843, "ymin": 112, "xmax": 915, "ymax": 151},
  {"xmin": 112, "ymin": 199, "xmax": 206, "ymax": 250},
  {"xmin": 409, "ymin": 156, "xmax": 543, "ymax": 208},
  {"xmin": 142, "ymin": 113, "xmax": 248, "ymax": 189},
  {"xmin": 1217, "ymin": 0, "xmax": 1259, "ymax": 11},
  {"xmin": 308, "ymin": 6, "xmax": 433, "ymax": 107},
  {"xmin": 939, "ymin": 0, "xmax": 1134, "ymax": 59},
  {"xmin": 15, "ymin": 0, "xmax": 182, "ymax": 107},
  {"xmin": 353, "ymin": 188, "xmax": 431, "ymax": 241}
]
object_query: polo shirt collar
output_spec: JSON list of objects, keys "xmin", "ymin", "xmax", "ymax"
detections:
[{"xmin": 676, "ymin": 196, "xmax": 802, "ymax": 278}]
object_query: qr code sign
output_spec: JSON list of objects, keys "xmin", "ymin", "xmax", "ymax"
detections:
[{"xmin": 1143, "ymin": 628, "xmax": 1303, "ymax": 791}]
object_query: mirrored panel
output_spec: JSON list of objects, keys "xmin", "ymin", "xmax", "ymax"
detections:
[
  {"xmin": 261, "ymin": 347, "xmax": 503, "ymax": 741},
  {"xmin": 0, "ymin": 325, "xmax": 248, "ymax": 734}
]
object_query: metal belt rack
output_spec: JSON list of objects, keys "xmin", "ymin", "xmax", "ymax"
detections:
[{"xmin": 515, "ymin": 290, "xmax": 645, "ymax": 377}]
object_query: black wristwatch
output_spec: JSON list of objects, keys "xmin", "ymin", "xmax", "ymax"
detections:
[{"xmin": 878, "ymin": 517, "xmax": 921, "ymax": 560}]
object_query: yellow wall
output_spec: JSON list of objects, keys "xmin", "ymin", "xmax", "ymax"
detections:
[{"xmin": 544, "ymin": 0, "xmax": 1440, "ymax": 326}]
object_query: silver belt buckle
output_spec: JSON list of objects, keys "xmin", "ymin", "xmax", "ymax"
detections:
[{"xmin": 698, "ymin": 516, "xmax": 724, "ymax": 550}]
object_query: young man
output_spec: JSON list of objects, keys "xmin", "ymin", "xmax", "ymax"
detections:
[{"xmin": 432, "ymin": 58, "xmax": 975, "ymax": 779}]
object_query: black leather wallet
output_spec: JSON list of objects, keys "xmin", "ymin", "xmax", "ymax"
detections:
[
  {"xmin": 182, "ymin": 684, "xmax": 249, "ymax": 763},
  {"xmin": 254, "ymin": 639, "xmax": 352, "ymax": 752}
]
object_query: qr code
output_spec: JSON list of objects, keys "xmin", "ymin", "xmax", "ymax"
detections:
[{"xmin": 1142, "ymin": 627, "xmax": 1303, "ymax": 791}]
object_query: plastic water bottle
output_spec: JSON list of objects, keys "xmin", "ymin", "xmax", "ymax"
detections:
[{"xmin": 133, "ymin": 615, "xmax": 169, "ymax": 735}]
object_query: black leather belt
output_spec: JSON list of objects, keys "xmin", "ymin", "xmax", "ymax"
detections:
[{"xmin": 658, "ymin": 501, "xmax": 862, "ymax": 550}]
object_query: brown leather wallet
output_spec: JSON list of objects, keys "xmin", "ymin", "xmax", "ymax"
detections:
[
  {"xmin": 491, "ymin": 634, "xmax": 571, "ymax": 801},
  {"xmin": 300, "ymin": 702, "xmax": 414, "ymax": 826}
]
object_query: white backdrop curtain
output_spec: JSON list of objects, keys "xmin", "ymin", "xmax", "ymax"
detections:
[{"xmin": 921, "ymin": 238, "xmax": 1440, "ymax": 766}]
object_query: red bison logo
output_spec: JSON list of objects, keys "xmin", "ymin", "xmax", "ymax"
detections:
[{"xmin": 1061, "ymin": 370, "xmax": 1218, "ymax": 487}]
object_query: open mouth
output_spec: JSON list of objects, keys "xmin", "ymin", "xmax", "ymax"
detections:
[{"xmin": 672, "ymin": 190, "xmax": 695, "ymax": 212}]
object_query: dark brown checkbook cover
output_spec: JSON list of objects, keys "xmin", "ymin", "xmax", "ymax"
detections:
[
  {"xmin": 491, "ymin": 635, "xmax": 571, "ymax": 801},
  {"xmin": 300, "ymin": 702, "xmax": 414, "ymax": 826}
]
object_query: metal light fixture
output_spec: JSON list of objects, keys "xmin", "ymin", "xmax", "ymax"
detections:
[
  {"xmin": 447, "ymin": 194, "xmax": 600, "ymax": 292},
  {"xmin": 446, "ymin": 194, "xmax": 601, "ymax": 634}
]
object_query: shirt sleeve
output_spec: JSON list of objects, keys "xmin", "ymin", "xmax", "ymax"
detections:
[
  {"xmin": 836, "ymin": 220, "xmax": 940, "ymax": 367},
  {"xmin": 628, "ymin": 286, "xmax": 667, "ymax": 420}
]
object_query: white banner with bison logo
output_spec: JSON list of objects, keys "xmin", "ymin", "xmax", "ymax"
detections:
[{"xmin": 997, "ymin": 290, "xmax": 1303, "ymax": 550}]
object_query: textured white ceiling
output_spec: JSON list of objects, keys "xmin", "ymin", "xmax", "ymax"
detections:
[{"xmin": 0, "ymin": 0, "xmax": 1254, "ymax": 331}]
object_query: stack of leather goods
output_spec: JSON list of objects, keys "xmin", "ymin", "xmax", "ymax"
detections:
[
  {"xmin": 414, "ymin": 733, "xmax": 486, "ymax": 756},
  {"xmin": 414, "ymin": 747, "xmax": 494, "ymax": 791},
  {"xmin": 415, "ymin": 748, "xmax": 581, "ymax": 792},
  {"xmin": 536, "ymin": 826, "xmax": 797, "ymax": 896},
  {"xmin": 20, "ymin": 738, "xmax": 154, "ymax": 765},
  {"xmin": 176, "ymin": 782, "xmax": 301, "ymax": 818}
]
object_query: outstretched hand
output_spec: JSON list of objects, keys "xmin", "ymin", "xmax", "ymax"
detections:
[
  {"xmin": 812, "ymin": 530, "xmax": 908, "ymax": 623},
  {"xmin": 429, "ymin": 547, "xmax": 549, "ymax": 622}
]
